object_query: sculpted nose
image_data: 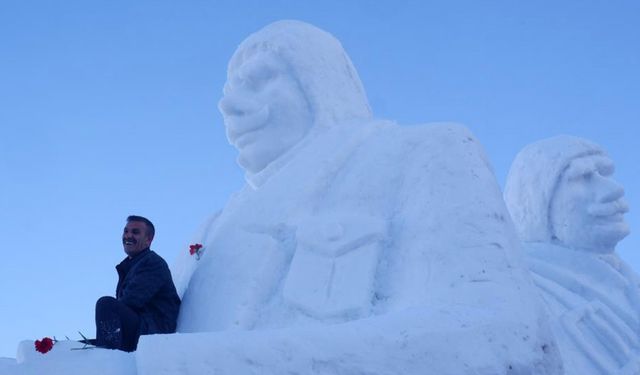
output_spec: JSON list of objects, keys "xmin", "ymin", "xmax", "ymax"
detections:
[
  {"xmin": 596, "ymin": 176, "xmax": 625, "ymax": 203},
  {"xmin": 218, "ymin": 95, "xmax": 237, "ymax": 117},
  {"xmin": 218, "ymin": 92, "xmax": 260, "ymax": 118}
]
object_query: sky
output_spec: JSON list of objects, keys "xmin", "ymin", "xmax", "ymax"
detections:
[{"xmin": 1, "ymin": 0, "xmax": 638, "ymax": 359}]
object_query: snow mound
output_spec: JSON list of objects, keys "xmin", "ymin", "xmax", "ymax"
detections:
[{"xmin": 11, "ymin": 340, "xmax": 135, "ymax": 375}]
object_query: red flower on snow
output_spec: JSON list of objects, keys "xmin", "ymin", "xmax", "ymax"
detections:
[
  {"xmin": 189, "ymin": 243, "xmax": 203, "ymax": 255},
  {"xmin": 35, "ymin": 337, "xmax": 54, "ymax": 354},
  {"xmin": 189, "ymin": 243, "xmax": 204, "ymax": 259}
]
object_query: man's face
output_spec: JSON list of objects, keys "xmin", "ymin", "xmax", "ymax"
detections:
[
  {"xmin": 218, "ymin": 53, "xmax": 313, "ymax": 174},
  {"xmin": 122, "ymin": 221, "xmax": 152, "ymax": 257},
  {"xmin": 549, "ymin": 155, "xmax": 629, "ymax": 253}
]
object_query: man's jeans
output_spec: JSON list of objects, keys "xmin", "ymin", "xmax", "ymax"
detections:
[{"xmin": 95, "ymin": 296, "xmax": 141, "ymax": 352}]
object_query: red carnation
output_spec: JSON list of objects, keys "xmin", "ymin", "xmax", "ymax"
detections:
[
  {"xmin": 35, "ymin": 337, "xmax": 54, "ymax": 354},
  {"xmin": 189, "ymin": 244, "xmax": 202, "ymax": 254},
  {"xmin": 189, "ymin": 243, "xmax": 204, "ymax": 259}
]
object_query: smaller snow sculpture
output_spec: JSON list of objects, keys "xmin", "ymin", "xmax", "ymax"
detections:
[{"xmin": 505, "ymin": 135, "xmax": 639, "ymax": 375}]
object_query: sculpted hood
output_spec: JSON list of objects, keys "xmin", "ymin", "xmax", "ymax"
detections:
[
  {"xmin": 227, "ymin": 20, "xmax": 373, "ymax": 128},
  {"xmin": 504, "ymin": 135, "xmax": 605, "ymax": 242}
]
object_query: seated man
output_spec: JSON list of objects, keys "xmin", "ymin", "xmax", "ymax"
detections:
[
  {"xmin": 504, "ymin": 135, "xmax": 640, "ymax": 374},
  {"xmin": 95, "ymin": 215, "xmax": 181, "ymax": 352}
]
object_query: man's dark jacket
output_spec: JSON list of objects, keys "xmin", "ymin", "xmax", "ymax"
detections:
[{"xmin": 116, "ymin": 248, "xmax": 181, "ymax": 334}]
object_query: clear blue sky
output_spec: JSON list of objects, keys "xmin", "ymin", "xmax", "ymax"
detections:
[{"xmin": 1, "ymin": 0, "xmax": 638, "ymax": 358}]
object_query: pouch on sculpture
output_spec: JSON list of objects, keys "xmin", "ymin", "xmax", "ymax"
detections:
[{"xmin": 283, "ymin": 213, "xmax": 387, "ymax": 319}]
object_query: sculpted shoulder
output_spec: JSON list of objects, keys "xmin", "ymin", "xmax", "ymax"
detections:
[
  {"xmin": 388, "ymin": 122, "xmax": 496, "ymax": 182},
  {"xmin": 396, "ymin": 122, "xmax": 489, "ymax": 159}
]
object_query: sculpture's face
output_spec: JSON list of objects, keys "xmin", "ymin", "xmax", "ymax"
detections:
[
  {"xmin": 550, "ymin": 155, "xmax": 629, "ymax": 253},
  {"xmin": 218, "ymin": 52, "xmax": 313, "ymax": 174}
]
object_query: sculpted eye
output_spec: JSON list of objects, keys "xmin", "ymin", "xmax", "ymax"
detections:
[
  {"xmin": 246, "ymin": 70, "xmax": 276, "ymax": 90},
  {"xmin": 599, "ymin": 164, "xmax": 614, "ymax": 177},
  {"xmin": 566, "ymin": 169, "xmax": 593, "ymax": 183},
  {"xmin": 252, "ymin": 63, "xmax": 281, "ymax": 87},
  {"xmin": 259, "ymin": 66, "xmax": 277, "ymax": 82}
]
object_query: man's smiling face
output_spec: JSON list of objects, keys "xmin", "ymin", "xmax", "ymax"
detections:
[{"xmin": 122, "ymin": 221, "xmax": 152, "ymax": 257}]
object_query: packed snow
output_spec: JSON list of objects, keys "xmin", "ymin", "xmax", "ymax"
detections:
[
  {"xmin": 504, "ymin": 135, "xmax": 640, "ymax": 374},
  {"xmin": 4, "ymin": 21, "xmax": 637, "ymax": 375},
  {"xmin": 1, "ymin": 340, "xmax": 135, "ymax": 375}
]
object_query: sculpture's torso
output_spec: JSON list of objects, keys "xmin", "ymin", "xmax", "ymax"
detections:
[
  {"xmin": 178, "ymin": 122, "xmax": 533, "ymax": 338},
  {"xmin": 526, "ymin": 243, "xmax": 640, "ymax": 374}
]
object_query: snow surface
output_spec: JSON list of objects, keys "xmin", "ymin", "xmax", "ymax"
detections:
[
  {"xmin": 4, "ymin": 20, "xmax": 571, "ymax": 374},
  {"xmin": 505, "ymin": 135, "xmax": 640, "ymax": 374},
  {"xmin": 6, "ymin": 340, "xmax": 135, "ymax": 375}
]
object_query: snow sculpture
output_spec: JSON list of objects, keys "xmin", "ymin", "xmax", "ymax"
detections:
[
  {"xmin": 152, "ymin": 20, "xmax": 562, "ymax": 374},
  {"xmin": 505, "ymin": 135, "xmax": 639, "ymax": 375}
]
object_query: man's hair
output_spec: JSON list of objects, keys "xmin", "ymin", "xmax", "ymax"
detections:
[{"xmin": 126, "ymin": 215, "xmax": 155, "ymax": 241}]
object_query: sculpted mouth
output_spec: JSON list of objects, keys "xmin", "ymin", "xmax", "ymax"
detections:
[
  {"xmin": 226, "ymin": 106, "xmax": 270, "ymax": 146},
  {"xmin": 233, "ymin": 128, "xmax": 263, "ymax": 148},
  {"xmin": 588, "ymin": 200, "xmax": 629, "ymax": 219}
]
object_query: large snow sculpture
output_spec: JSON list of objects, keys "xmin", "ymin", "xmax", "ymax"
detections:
[
  {"xmin": 149, "ymin": 20, "xmax": 561, "ymax": 374},
  {"xmin": 504, "ymin": 135, "xmax": 639, "ymax": 375}
]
